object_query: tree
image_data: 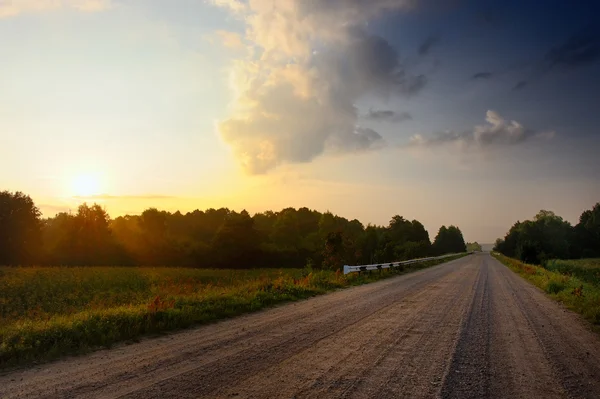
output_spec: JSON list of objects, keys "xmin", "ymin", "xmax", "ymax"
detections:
[
  {"xmin": 433, "ymin": 225, "xmax": 466, "ymax": 255},
  {"xmin": 0, "ymin": 191, "xmax": 42, "ymax": 265},
  {"xmin": 381, "ymin": 216, "xmax": 432, "ymax": 260},
  {"xmin": 9, "ymin": 189, "xmax": 479, "ymax": 269},
  {"xmin": 495, "ymin": 210, "xmax": 574, "ymax": 264},
  {"xmin": 212, "ymin": 210, "xmax": 261, "ymax": 268},
  {"xmin": 466, "ymin": 242, "xmax": 482, "ymax": 252},
  {"xmin": 140, "ymin": 208, "xmax": 168, "ymax": 243},
  {"xmin": 321, "ymin": 231, "xmax": 359, "ymax": 270},
  {"xmin": 574, "ymin": 203, "xmax": 600, "ymax": 258},
  {"xmin": 57, "ymin": 203, "xmax": 115, "ymax": 265}
]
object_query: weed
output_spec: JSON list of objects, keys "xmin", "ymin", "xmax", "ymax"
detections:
[
  {"xmin": 572, "ymin": 285, "xmax": 584, "ymax": 298},
  {"xmin": 547, "ymin": 280, "xmax": 566, "ymax": 294}
]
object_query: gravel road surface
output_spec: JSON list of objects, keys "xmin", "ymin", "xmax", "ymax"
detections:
[{"xmin": 2, "ymin": 253, "xmax": 600, "ymax": 398}]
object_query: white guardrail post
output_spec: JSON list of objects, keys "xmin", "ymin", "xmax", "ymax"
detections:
[{"xmin": 342, "ymin": 252, "xmax": 469, "ymax": 275}]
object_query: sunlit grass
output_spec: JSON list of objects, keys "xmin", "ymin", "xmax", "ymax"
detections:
[{"xmin": 0, "ymin": 255, "xmax": 466, "ymax": 369}]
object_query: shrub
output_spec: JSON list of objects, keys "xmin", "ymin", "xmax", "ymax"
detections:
[{"xmin": 546, "ymin": 280, "xmax": 566, "ymax": 294}]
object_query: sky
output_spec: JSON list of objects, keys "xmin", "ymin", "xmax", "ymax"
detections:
[{"xmin": 1, "ymin": 0, "xmax": 599, "ymax": 243}]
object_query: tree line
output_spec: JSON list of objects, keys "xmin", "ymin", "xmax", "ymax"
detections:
[
  {"xmin": 0, "ymin": 190, "xmax": 467, "ymax": 269},
  {"xmin": 494, "ymin": 204, "xmax": 600, "ymax": 265},
  {"xmin": 466, "ymin": 242, "xmax": 482, "ymax": 252}
]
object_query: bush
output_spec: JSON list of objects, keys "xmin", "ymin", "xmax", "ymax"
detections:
[{"xmin": 546, "ymin": 280, "xmax": 566, "ymax": 294}]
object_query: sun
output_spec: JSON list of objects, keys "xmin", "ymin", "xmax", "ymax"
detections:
[{"xmin": 70, "ymin": 172, "xmax": 103, "ymax": 197}]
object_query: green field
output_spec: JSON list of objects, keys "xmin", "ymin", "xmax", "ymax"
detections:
[
  {"xmin": 493, "ymin": 253, "xmax": 600, "ymax": 330},
  {"xmin": 0, "ymin": 254, "xmax": 466, "ymax": 369}
]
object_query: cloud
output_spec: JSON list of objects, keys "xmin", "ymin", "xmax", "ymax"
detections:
[
  {"xmin": 0, "ymin": 0, "xmax": 111, "ymax": 17},
  {"xmin": 513, "ymin": 80, "xmax": 527, "ymax": 90},
  {"xmin": 513, "ymin": 27, "xmax": 599, "ymax": 90},
  {"xmin": 211, "ymin": 30, "xmax": 244, "ymax": 49},
  {"xmin": 213, "ymin": 0, "xmax": 426, "ymax": 174},
  {"xmin": 329, "ymin": 127, "xmax": 385, "ymax": 152},
  {"xmin": 365, "ymin": 109, "xmax": 412, "ymax": 123},
  {"xmin": 72, "ymin": 194, "xmax": 176, "ymax": 200},
  {"xmin": 409, "ymin": 110, "xmax": 555, "ymax": 149},
  {"xmin": 544, "ymin": 27, "xmax": 600, "ymax": 71},
  {"xmin": 211, "ymin": 0, "xmax": 246, "ymax": 13},
  {"xmin": 472, "ymin": 72, "xmax": 492, "ymax": 79},
  {"xmin": 418, "ymin": 35, "xmax": 440, "ymax": 56}
]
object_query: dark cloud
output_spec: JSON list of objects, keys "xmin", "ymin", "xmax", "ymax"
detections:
[
  {"xmin": 544, "ymin": 27, "xmax": 600, "ymax": 71},
  {"xmin": 513, "ymin": 27, "xmax": 600, "ymax": 91},
  {"xmin": 349, "ymin": 127, "xmax": 384, "ymax": 151},
  {"xmin": 219, "ymin": 28, "xmax": 427, "ymax": 173},
  {"xmin": 215, "ymin": 0, "xmax": 432, "ymax": 173},
  {"xmin": 327, "ymin": 126, "xmax": 384, "ymax": 153},
  {"xmin": 345, "ymin": 31, "xmax": 428, "ymax": 97},
  {"xmin": 418, "ymin": 35, "xmax": 440, "ymax": 56},
  {"xmin": 409, "ymin": 110, "xmax": 554, "ymax": 149},
  {"xmin": 513, "ymin": 81, "xmax": 528, "ymax": 91},
  {"xmin": 365, "ymin": 109, "xmax": 412, "ymax": 123},
  {"xmin": 472, "ymin": 72, "xmax": 492, "ymax": 79}
]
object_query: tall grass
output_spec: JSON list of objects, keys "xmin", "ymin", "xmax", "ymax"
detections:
[
  {"xmin": 492, "ymin": 253, "xmax": 600, "ymax": 330},
  {"xmin": 545, "ymin": 259, "xmax": 600, "ymax": 286},
  {"xmin": 0, "ymin": 255, "xmax": 466, "ymax": 369}
]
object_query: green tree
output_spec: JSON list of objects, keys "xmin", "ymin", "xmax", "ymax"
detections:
[
  {"xmin": 212, "ymin": 210, "xmax": 261, "ymax": 268},
  {"xmin": 0, "ymin": 191, "xmax": 42, "ymax": 265},
  {"xmin": 321, "ymin": 231, "xmax": 359, "ymax": 270},
  {"xmin": 49, "ymin": 203, "xmax": 115, "ymax": 265},
  {"xmin": 495, "ymin": 210, "xmax": 573, "ymax": 264},
  {"xmin": 574, "ymin": 203, "xmax": 600, "ymax": 258},
  {"xmin": 433, "ymin": 225, "xmax": 466, "ymax": 255}
]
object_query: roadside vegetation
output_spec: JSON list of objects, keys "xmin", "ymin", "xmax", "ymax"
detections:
[
  {"xmin": 492, "ymin": 203, "xmax": 600, "ymax": 331},
  {"xmin": 545, "ymin": 259, "xmax": 600, "ymax": 286},
  {"xmin": 0, "ymin": 254, "xmax": 466, "ymax": 369},
  {"xmin": 492, "ymin": 253, "xmax": 600, "ymax": 331},
  {"xmin": 494, "ymin": 203, "xmax": 600, "ymax": 264}
]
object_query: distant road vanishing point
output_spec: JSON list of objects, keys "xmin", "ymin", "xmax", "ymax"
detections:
[{"xmin": 2, "ymin": 253, "xmax": 600, "ymax": 398}]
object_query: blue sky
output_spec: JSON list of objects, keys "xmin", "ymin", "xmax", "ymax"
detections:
[{"xmin": 1, "ymin": 0, "xmax": 599, "ymax": 243}]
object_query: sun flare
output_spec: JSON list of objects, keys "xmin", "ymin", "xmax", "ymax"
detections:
[{"xmin": 70, "ymin": 172, "xmax": 103, "ymax": 197}]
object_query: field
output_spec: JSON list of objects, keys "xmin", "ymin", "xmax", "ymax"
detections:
[
  {"xmin": 492, "ymin": 253, "xmax": 600, "ymax": 329},
  {"xmin": 0, "ymin": 255, "xmax": 466, "ymax": 369}
]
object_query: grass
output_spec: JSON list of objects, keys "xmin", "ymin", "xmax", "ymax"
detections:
[
  {"xmin": 0, "ymin": 254, "xmax": 467, "ymax": 369},
  {"xmin": 492, "ymin": 253, "xmax": 600, "ymax": 330},
  {"xmin": 545, "ymin": 258, "xmax": 600, "ymax": 286}
]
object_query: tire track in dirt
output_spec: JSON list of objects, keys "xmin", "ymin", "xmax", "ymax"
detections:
[{"xmin": 215, "ymin": 262, "xmax": 479, "ymax": 399}]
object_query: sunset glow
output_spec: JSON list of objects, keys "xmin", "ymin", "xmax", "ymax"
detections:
[
  {"xmin": 69, "ymin": 172, "xmax": 103, "ymax": 197},
  {"xmin": 0, "ymin": 0, "xmax": 598, "ymax": 243}
]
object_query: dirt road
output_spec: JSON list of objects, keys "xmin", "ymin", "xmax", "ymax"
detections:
[{"xmin": 2, "ymin": 253, "xmax": 600, "ymax": 398}]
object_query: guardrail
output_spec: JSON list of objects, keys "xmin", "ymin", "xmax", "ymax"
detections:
[{"xmin": 342, "ymin": 253, "xmax": 466, "ymax": 275}]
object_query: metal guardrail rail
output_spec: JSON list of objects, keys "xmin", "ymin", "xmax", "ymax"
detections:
[{"xmin": 342, "ymin": 252, "xmax": 466, "ymax": 275}]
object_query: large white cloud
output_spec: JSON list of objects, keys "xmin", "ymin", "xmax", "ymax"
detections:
[{"xmin": 213, "ymin": 0, "xmax": 425, "ymax": 174}]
